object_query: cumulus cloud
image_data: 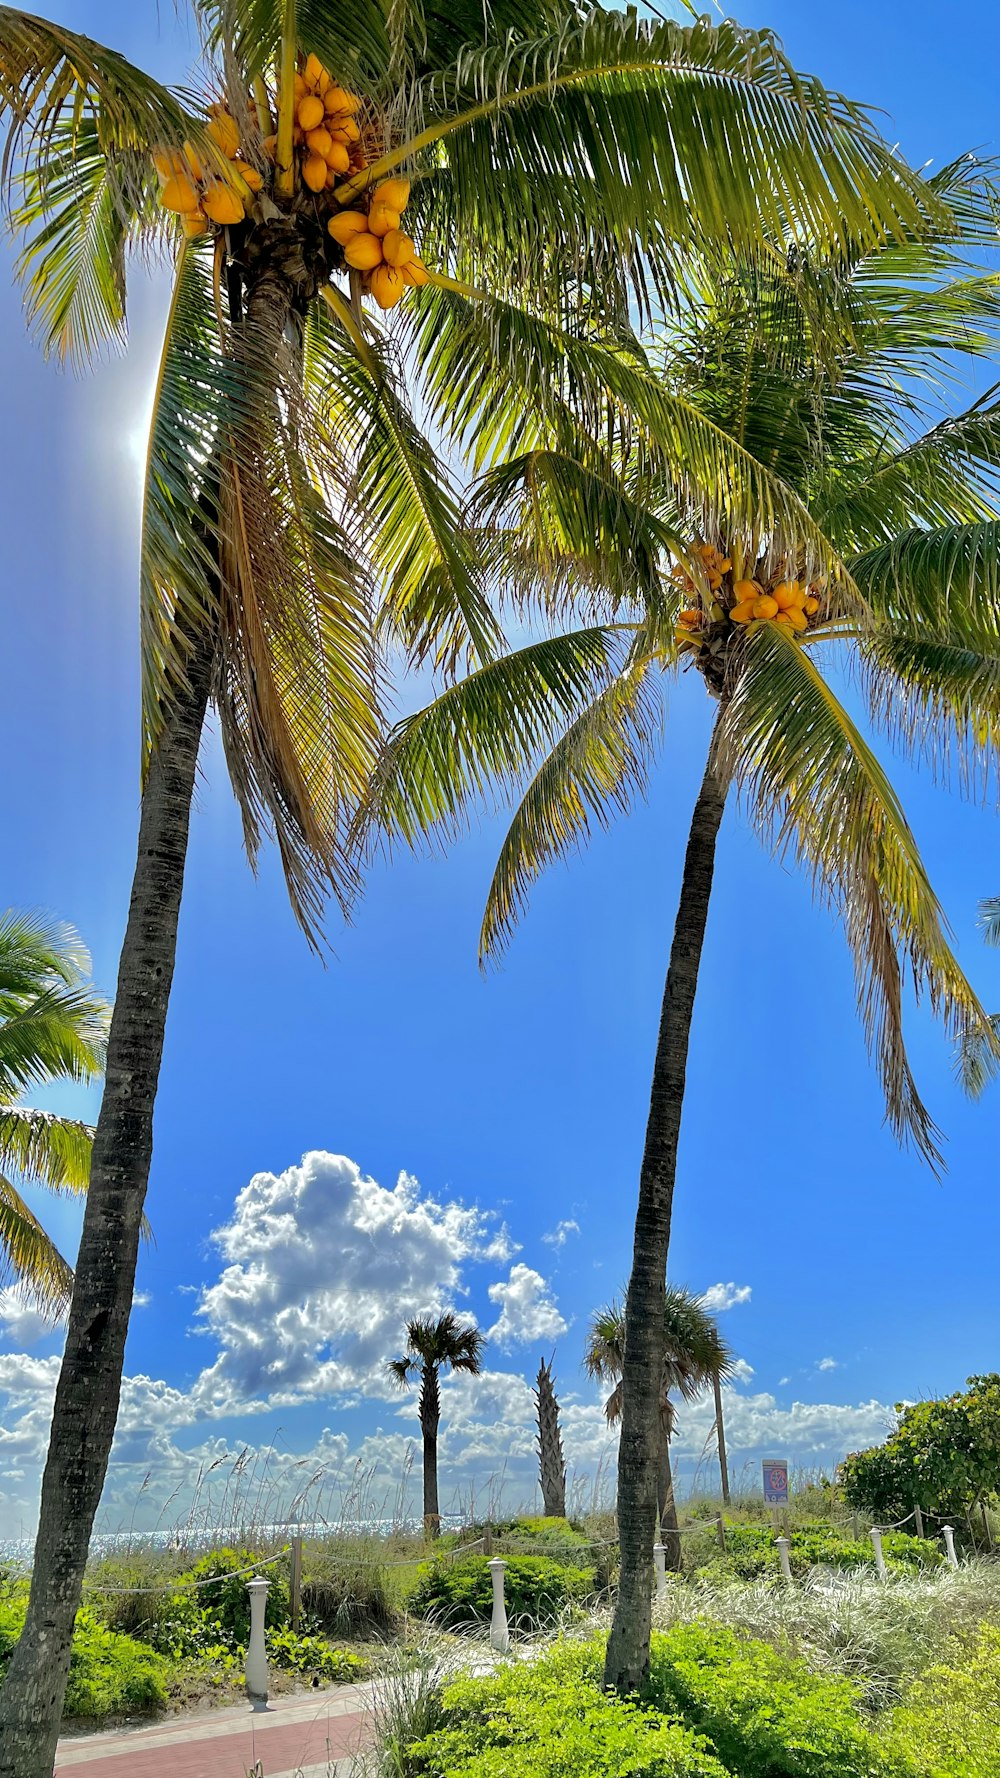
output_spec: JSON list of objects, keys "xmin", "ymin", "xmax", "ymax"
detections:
[
  {"xmin": 193, "ymin": 1153, "xmax": 505, "ymax": 1413},
  {"xmin": 0, "ymin": 1290, "xmax": 57, "ymax": 1349},
  {"xmin": 487, "ymin": 1264, "xmax": 568, "ymax": 1351},
  {"xmin": 817, "ymin": 1357, "xmax": 839, "ymax": 1372},
  {"xmin": 729, "ymin": 1358, "xmax": 755, "ymax": 1383},
  {"xmin": 700, "ymin": 1282, "xmax": 752, "ymax": 1313},
  {"xmin": 542, "ymin": 1220, "xmax": 580, "ymax": 1249}
]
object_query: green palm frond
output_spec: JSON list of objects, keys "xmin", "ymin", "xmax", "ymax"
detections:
[
  {"xmin": 818, "ymin": 395, "xmax": 1000, "ymax": 544},
  {"xmin": 354, "ymin": 12, "xmax": 945, "ymax": 276},
  {"xmin": 0, "ymin": 1107, "xmax": 93, "ymax": 1192},
  {"xmin": 723, "ymin": 624, "xmax": 994, "ymax": 1167},
  {"xmin": 979, "ymin": 897, "xmax": 1000, "ymax": 948},
  {"xmin": 585, "ymin": 1288, "xmax": 733, "ymax": 1425},
  {"xmin": 199, "ymin": 0, "xmax": 390, "ymax": 88},
  {"xmin": 310, "ymin": 295, "xmax": 500, "ymax": 673},
  {"xmin": 392, "ymin": 1311, "xmax": 486, "ymax": 1372},
  {"xmin": 0, "ymin": 1172, "xmax": 73, "ymax": 1316},
  {"xmin": 480, "ymin": 658, "xmax": 660, "ymax": 960},
  {"xmin": 0, "ymin": 982, "xmax": 108, "ymax": 1100},
  {"xmin": 360, "ymin": 626, "xmax": 636, "ymax": 852},
  {"xmin": 0, "ymin": 7, "xmax": 196, "ymax": 191}
]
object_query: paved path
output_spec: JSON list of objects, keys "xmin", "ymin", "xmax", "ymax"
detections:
[{"xmin": 54, "ymin": 1683, "xmax": 373, "ymax": 1778}]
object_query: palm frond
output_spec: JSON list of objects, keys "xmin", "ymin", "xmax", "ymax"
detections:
[
  {"xmin": 199, "ymin": 0, "xmax": 389, "ymax": 89},
  {"xmin": 0, "ymin": 1106, "xmax": 92, "ymax": 1192},
  {"xmin": 818, "ymin": 395, "xmax": 1000, "ymax": 545},
  {"xmin": 979, "ymin": 897, "xmax": 1000, "ymax": 948},
  {"xmin": 723, "ymin": 625, "xmax": 994, "ymax": 1168},
  {"xmin": 0, "ymin": 1170, "xmax": 73, "ymax": 1316},
  {"xmin": 480, "ymin": 657, "xmax": 661, "ymax": 960}
]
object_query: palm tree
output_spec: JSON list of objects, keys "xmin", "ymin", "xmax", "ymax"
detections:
[
  {"xmin": 364, "ymin": 159, "xmax": 1000, "ymax": 1687},
  {"xmin": 584, "ymin": 1289, "xmax": 733, "ymax": 1571},
  {"xmin": 387, "ymin": 1312, "xmax": 485, "ymax": 1536},
  {"xmin": 0, "ymin": 5, "xmax": 956, "ymax": 1756},
  {"xmin": 0, "ymin": 912, "xmax": 107, "ymax": 1314}
]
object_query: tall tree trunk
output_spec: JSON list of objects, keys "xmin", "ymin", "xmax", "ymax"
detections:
[
  {"xmin": 604, "ymin": 724, "xmax": 729, "ymax": 1694},
  {"xmin": 0, "ymin": 631, "xmax": 214, "ymax": 1778},
  {"xmin": 713, "ymin": 1368, "xmax": 731, "ymax": 1505},
  {"xmin": 420, "ymin": 1362, "xmax": 441, "ymax": 1539},
  {"xmin": 657, "ymin": 1433, "xmax": 681, "ymax": 1571},
  {"xmin": 535, "ymin": 1355, "xmax": 567, "ymax": 1518}
]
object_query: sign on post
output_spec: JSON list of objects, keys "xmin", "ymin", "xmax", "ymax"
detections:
[{"xmin": 762, "ymin": 1460, "xmax": 789, "ymax": 1505}]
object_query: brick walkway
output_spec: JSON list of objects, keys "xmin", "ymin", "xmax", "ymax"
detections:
[{"xmin": 54, "ymin": 1684, "xmax": 373, "ymax": 1778}]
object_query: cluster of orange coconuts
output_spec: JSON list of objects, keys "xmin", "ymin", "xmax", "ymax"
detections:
[
  {"xmin": 153, "ymin": 54, "xmax": 427, "ymax": 309},
  {"xmin": 674, "ymin": 542, "xmax": 823, "ymax": 653}
]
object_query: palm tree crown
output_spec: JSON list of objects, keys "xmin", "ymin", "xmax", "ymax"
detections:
[
  {"xmin": 585, "ymin": 1288, "xmax": 734, "ymax": 1437},
  {"xmin": 387, "ymin": 1311, "xmax": 486, "ymax": 1388},
  {"xmin": 0, "ymin": 912, "xmax": 107, "ymax": 1315}
]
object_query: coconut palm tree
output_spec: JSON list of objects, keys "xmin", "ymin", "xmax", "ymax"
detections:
[
  {"xmin": 584, "ymin": 1289, "xmax": 733, "ymax": 1571},
  {"xmin": 0, "ymin": 4, "xmax": 957, "ymax": 1756},
  {"xmin": 363, "ymin": 158, "xmax": 1000, "ymax": 1687},
  {"xmin": 387, "ymin": 1312, "xmax": 485, "ymax": 1536},
  {"xmin": 0, "ymin": 912, "xmax": 107, "ymax": 1313}
]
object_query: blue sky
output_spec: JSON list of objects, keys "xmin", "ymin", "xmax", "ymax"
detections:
[{"xmin": 2, "ymin": 0, "xmax": 1000, "ymax": 1534}]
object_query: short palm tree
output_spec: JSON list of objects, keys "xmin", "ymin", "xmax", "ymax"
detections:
[
  {"xmin": 585, "ymin": 1290, "xmax": 733, "ymax": 1570},
  {"xmin": 0, "ymin": 3, "xmax": 942, "ymax": 1760},
  {"xmin": 365, "ymin": 159, "xmax": 1000, "ymax": 1687},
  {"xmin": 0, "ymin": 913, "xmax": 107, "ymax": 1314},
  {"xmin": 387, "ymin": 1312, "xmax": 485, "ymax": 1536}
]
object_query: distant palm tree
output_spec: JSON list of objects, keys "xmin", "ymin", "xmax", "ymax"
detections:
[
  {"xmin": 585, "ymin": 1289, "xmax": 734, "ymax": 1570},
  {"xmin": 388, "ymin": 1313, "xmax": 485, "ymax": 1536},
  {"xmin": 0, "ymin": 912, "xmax": 107, "ymax": 1315}
]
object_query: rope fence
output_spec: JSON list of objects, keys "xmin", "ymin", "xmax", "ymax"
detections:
[{"xmin": 82, "ymin": 1545, "xmax": 290, "ymax": 1595}]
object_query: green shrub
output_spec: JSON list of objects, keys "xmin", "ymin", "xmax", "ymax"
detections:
[
  {"xmin": 695, "ymin": 1521, "xmax": 941, "ymax": 1582},
  {"xmin": 303, "ymin": 1540, "xmax": 400, "ymax": 1638},
  {"xmin": 265, "ymin": 1625, "xmax": 366, "ymax": 1683},
  {"xmin": 647, "ymin": 1622, "xmax": 914, "ymax": 1777},
  {"xmin": 886, "ymin": 1623, "xmax": 1000, "ymax": 1777},
  {"xmin": 405, "ymin": 1640, "xmax": 727, "ymax": 1778},
  {"xmin": 410, "ymin": 1555, "xmax": 596, "ymax": 1630},
  {"xmin": 0, "ymin": 1595, "xmax": 166, "ymax": 1720},
  {"xmin": 178, "ymin": 1548, "xmax": 289, "ymax": 1643}
]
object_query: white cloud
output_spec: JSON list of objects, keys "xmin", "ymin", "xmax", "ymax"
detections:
[
  {"xmin": 729, "ymin": 1358, "xmax": 755, "ymax": 1383},
  {"xmin": 542, "ymin": 1220, "xmax": 580, "ymax": 1249},
  {"xmin": 0, "ymin": 1290, "xmax": 57, "ymax": 1349},
  {"xmin": 487, "ymin": 1264, "xmax": 568, "ymax": 1351},
  {"xmin": 700, "ymin": 1282, "xmax": 752, "ymax": 1313},
  {"xmin": 192, "ymin": 1153, "xmax": 502, "ymax": 1413},
  {"xmin": 133, "ymin": 1290, "xmax": 152, "ymax": 1309},
  {"xmin": 779, "ymin": 1376, "xmax": 790, "ymax": 1387},
  {"xmin": 817, "ymin": 1357, "xmax": 839, "ymax": 1372}
]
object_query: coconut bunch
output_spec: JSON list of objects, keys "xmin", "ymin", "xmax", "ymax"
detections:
[
  {"xmin": 327, "ymin": 179, "xmax": 427, "ymax": 309},
  {"xmin": 673, "ymin": 542, "xmax": 826, "ymax": 656},
  {"xmin": 265, "ymin": 52, "xmax": 368, "ymax": 192},
  {"xmin": 153, "ymin": 102, "xmax": 263, "ymax": 235}
]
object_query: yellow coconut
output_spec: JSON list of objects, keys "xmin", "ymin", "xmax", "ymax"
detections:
[
  {"xmin": 325, "ymin": 141, "xmax": 351, "ymax": 174},
  {"xmin": 302, "ymin": 153, "xmax": 328, "ymax": 192},
  {"xmin": 297, "ymin": 94, "xmax": 325, "ymax": 131},
  {"xmin": 344, "ymin": 231, "xmax": 384, "ymax": 271},
  {"xmin": 327, "ymin": 210, "xmax": 369, "ymax": 244},
  {"xmin": 752, "ymin": 595, "xmax": 779, "ymax": 619},
  {"xmin": 207, "ymin": 112, "xmax": 240, "ymax": 158},
  {"xmin": 326, "ymin": 84, "xmax": 360, "ymax": 113},
  {"xmin": 381, "ymin": 228, "xmax": 414, "ymax": 268},
  {"xmin": 369, "ymin": 264, "xmax": 404, "ymax": 310},
  {"xmin": 306, "ymin": 126, "xmax": 333, "ymax": 158},
  {"xmin": 304, "ymin": 52, "xmax": 325, "ymax": 87},
  {"xmin": 729, "ymin": 601, "xmax": 755, "ymax": 624},
  {"xmin": 230, "ymin": 159, "xmax": 264, "ymax": 192},
  {"xmin": 374, "ymin": 177, "xmax": 410, "ymax": 212},
  {"xmin": 367, "ymin": 204, "xmax": 400, "ymax": 237},
  {"xmin": 182, "ymin": 212, "xmax": 209, "ymax": 238},
  {"xmin": 201, "ymin": 183, "xmax": 246, "ymax": 226},
  {"xmin": 160, "ymin": 173, "xmax": 200, "ymax": 214},
  {"xmin": 400, "ymin": 257, "xmax": 428, "ymax": 286}
]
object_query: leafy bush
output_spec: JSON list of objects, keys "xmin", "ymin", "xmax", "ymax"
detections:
[
  {"xmin": 405, "ymin": 1640, "xmax": 727, "ymax": 1778},
  {"xmin": 647, "ymin": 1623, "xmax": 913, "ymax": 1777},
  {"xmin": 265, "ymin": 1625, "xmax": 366, "ymax": 1682},
  {"xmin": 886, "ymin": 1623, "xmax": 1000, "ymax": 1777},
  {"xmin": 0, "ymin": 1595, "xmax": 166, "ymax": 1719},
  {"xmin": 410, "ymin": 1555, "xmax": 596, "ymax": 1630},
  {"xmin": 303, "ymin": 1540, "xmax": 400, "ymax": 1638},
  {"xmin": 695, "ymin": 1521, "xmax": 941, "ymax": 1582},
  {"xmin": 177, "ymin": 1548, "xmax": 289, "ymax": 1643},
  {"xmin": 841, "ymin": 1374, "xmax": 1000, "ymax": 1522}
]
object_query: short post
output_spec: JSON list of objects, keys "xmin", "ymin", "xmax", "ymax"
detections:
[
  {"xmin": 290, "ymin": 1536, "xmax": 303, "ymax": 1632},
  {"xmin": 653, "ymin": 1542, "xmax": 667, "ymax": 1596},
  {"xmin": 245, "ymin": 1576, "xmax": 271, "ymax": 1708},
  {"xmin": 913, "ymin": 1505, "xmax": 924, "ymax": 1542},
  {"xmin": 716, "ymin": 1515, "xmax": 727, "ymax": 1555},
  {"xmin": 870, "ymin": 1527, "xmax": 887, "ymax": 1580},
  {"xmin": 775, "ymin": 1536, "xmax": 792, "ymax": 1582},
  {"xmin": 942, "ymin": 1525, "xmax": 959, "ymax": 1570},
  {"xmin": 482, "ymin": 1523, "xmax": 493, "ymax": 1557},
  {"xmin": 488, "ymin": 1557, "xmax": 509, "ymax": 1654}
]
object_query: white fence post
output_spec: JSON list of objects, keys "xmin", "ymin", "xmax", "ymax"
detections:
[
  {"xmin": 488, "ymin": 1557, "xmax": 510, "ymax": 1653},
  {"xmin": 775, "ymin": 1536, "xmax": 792, "ymax": 1582},
  {"xmin": 942, "ymin": 1525, "xmax": 959, "ymax": 1570},
  {"xmin": 870, "ymin": 1527, "xmax": 887, "ymax": 1580},
  {"xmin": 245, "ymin": 1576, "xmax": 271, "ymax": 1707},
  {"xmin": 653, "ymin": 1543, "xmax": 667, "ymax": 1596}
]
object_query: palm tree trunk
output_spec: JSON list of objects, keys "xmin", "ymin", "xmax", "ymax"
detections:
[
  {"xmin": 713, "ymin": 1367, "xmax": 731, "ymax": 1505},
  {"xmin": 604, "ymin": 721, "xmax": 729, "ymax": 1693},
  {"xmin": 657, "ymin": 1434, "xmax": 682, "ymax": 1571},
  {"xmin": 0, "ymin": 629, "xmax": 214, "ymax": 1778},
  {"xmin": 420, "ymin": 1362, "xmax": 442, "ymax": 1539}
]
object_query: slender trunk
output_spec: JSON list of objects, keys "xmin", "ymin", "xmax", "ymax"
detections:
[
  {"xmin": 657, "ymin": 1434, "xmax": 681, "ymax": 1571},
  {"xmin": 713, "ymin": 1368, "xmax": 731, "ymax": 1506},
  {"xmin": 604, "ymin": 725, "xmax": 729, "ymax": 1693},
  {"xmin": 420, "ymin": 1362, "xmax": 441, "ymax": 1539},
  {"xmin": 0, "ymin": 631, "xmax": 214, "ymax": 1778}
]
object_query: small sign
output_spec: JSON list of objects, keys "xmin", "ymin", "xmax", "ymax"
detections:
[{"xmin": 762, "ymin": 1459, "xmax": 789, "ymax": 1505}]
